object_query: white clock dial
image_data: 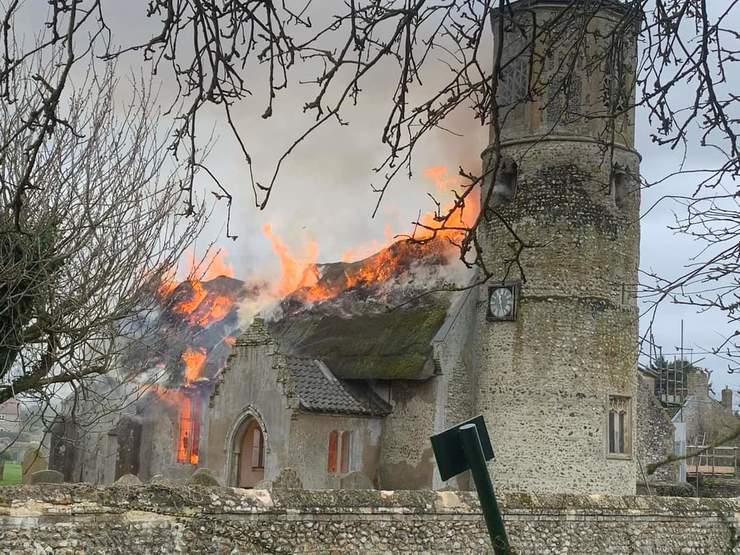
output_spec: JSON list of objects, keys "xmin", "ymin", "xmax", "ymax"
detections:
[{"xmin": 490, "ymin": 287, "xmax": 514, "ymax": 319}]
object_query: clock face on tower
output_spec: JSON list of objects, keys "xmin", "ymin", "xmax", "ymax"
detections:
[{"xmin": 487, "ymin": 284, "xmax": 517, "ymax": 321}]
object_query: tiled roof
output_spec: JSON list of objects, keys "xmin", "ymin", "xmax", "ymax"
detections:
[{"xmin": 286, "ymin": 356, "xmax": 391, "ymax": 417}]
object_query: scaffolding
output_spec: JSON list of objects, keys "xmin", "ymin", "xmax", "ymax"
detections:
[
  {"xmin": 686, "ymin": 444, "xmax": 737, "ymax": 477},
  {"xmin": 655, "ymin": 360, "xmax": 689, "ymax": 406},
  {"xmin": 647, "ymin": 323, "xmax": 695, "ymax": 407}
]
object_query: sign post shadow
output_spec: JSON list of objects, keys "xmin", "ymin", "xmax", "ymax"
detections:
[{"xmin": 431, "ymin": 415, "xmax": 511, "ymax": 554}]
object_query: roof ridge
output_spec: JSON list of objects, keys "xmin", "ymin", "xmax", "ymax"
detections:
[
  {"xmin": 313, "ymin": 359, "xmax": 339, "ymax": 384},
  {"xmin": 287, "ymin": 357, "xmax": 391, "ymax": 417}
]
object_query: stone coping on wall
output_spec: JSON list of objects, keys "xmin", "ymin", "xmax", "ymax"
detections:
[{"xmin": 0, "ymin": 484, "xmax": 736, "ymax": 519}]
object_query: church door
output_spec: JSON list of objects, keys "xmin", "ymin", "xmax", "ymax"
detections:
[{"xmin": 237, "ymin": 419, "xmax": 265, "ymax": 488}]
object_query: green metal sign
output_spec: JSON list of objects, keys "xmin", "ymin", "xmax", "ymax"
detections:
[
  {"xmin": 430, "ymin": 415, "xmax": 511, "ymax": 555},
  {"xmin": 430, "ymin": 415, "xmax": 494, "ymax": 481}
]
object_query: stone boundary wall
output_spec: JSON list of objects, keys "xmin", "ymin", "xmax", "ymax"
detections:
[{"xmin": 0, "ymin": 485, "xmax": 737, "ymax": 554}]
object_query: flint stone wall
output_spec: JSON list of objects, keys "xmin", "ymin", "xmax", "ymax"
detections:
[
  {"xmin": 0, "ymin": 485, "xmax": 737, "ymax": 554},
  {"xmin": 636, "ymin": 373, "xmax": 677, "ymax": 482}
]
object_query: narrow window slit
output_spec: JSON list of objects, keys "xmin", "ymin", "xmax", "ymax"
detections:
[{"xmin": 493, "ymin": 158, "xmax": 518, "ymax": 204}]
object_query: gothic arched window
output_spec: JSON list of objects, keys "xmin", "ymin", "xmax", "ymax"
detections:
[
  {"xmin": 497, "ymin": 31, "xmax": 530, "ymax": 107},
  {"xmin": 545, "ymin": 42, "xmax": 585, "ymax": 126},
  {"xmin": 602, "ymin": 39, "xmax": 631, "ymax": 114},
  {"xmin": 607, "ymin": 395, "xmax": 631, "ymax": 456},
  {"xmin": 546, "ymin": 76, "xmax": 583, "ymax": 126}
]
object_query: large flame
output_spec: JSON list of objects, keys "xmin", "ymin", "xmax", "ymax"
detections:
[
  {"xmin": 172, "ymin": 280, "xmax": 207, "ymax": 314},
  {"xmin": 182, "ymin": 347, "xmax": 207, "ymax": 383},
  {"xmin": 175, "ymin": 393, "xmax": 200, "ymax": 464},
  {"xmin": 258, "ymin": 165, "xmax": 479, "ymax": 306},
  {"xmin": 180, "ymin": 248, "xmax": 235, "ymax": 281},
  {"xmin": 201, "ymin": 250, "xmax": 235, "ymax": 280},
  {"xmin": 147, "ymin": 384, "xmax": 202, "ymax": 465},
  {"xmin": 167, "ymin": 278, "xmax": 240, "ymax": 328},
  {"xmin": 417, "ymin": 165, "xmax": 480, "ymax": 242},
  {"xmin": 262, "ymin": 223, "xmax": 320, "ymax": 296}
]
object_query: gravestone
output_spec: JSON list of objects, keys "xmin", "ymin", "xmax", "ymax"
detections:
[
  {"xmin": 21, "ymin": 446, "xmax": 47, "ymax": 484},
  {"xmin": 190, "ymin": 468, "xmax": 220, "ymax": 487},
  {"xmin": 29, "ymin": 469, "xmax": 63, "ymax": 484},
  {"xmin": 115, "ymin": 473, "xmax": 142, "ymax": 486},
  {"xmin": 150, "ymin": 474, "xmax": 178, "ymax": 486}
]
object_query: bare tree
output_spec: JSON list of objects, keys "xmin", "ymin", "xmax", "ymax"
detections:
[
  {"xmin": 1, "ymin": 1, "xmax": 740, "ymax": 358},
  {"xmin": 0, "ymin": 53, "xmax": 205, "ymax": 405}
]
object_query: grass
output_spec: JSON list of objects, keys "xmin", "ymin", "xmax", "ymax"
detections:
[{"xmin": 0, "ymin": 463, "xmax": 22, "ymax": 485}]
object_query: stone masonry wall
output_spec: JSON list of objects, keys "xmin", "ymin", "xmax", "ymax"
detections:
[
  {"xmin": 636, "ymin": 373, "xmax": 677, "ymax": 482},
  {"xmin": 377, "ymin": 378, "xmax": 439, "ymax": 490},
  {"xmin": 0, "ymin": 485, "xmax": 737, "ymax": 554},
  {"xmin": 431, "ymin": 285, "xmax": 479, "ymax": 490},
  {"xmin": 206, "ymin": 322, "xmax": 295, "ymax": 487}
]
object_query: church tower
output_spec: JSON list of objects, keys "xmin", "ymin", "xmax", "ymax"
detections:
[{"xmin": 475, "ymin": 0, "xmax": 641, "ymax": 495}]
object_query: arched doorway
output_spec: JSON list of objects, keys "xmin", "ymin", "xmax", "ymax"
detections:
[{"xmin": 236, "ymin": 418, "xmax": 265, "ymax": 488}]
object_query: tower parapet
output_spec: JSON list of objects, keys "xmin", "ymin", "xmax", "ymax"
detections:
[
  {"xmin": 476, "ymin": 0, "xmax": 641, "ymax": 495},
  {"xmin": 489, "ymin": 0, "xmax": 639, "ymax": 148}
]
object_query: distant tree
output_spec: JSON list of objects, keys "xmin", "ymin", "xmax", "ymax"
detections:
[
  {"xmin": 0, "ymin": 54, "xmax": 204, "ymax": 405},
  {"xmin": 651, "ymin": 356, "xmax": 702, "ymax": 374}
]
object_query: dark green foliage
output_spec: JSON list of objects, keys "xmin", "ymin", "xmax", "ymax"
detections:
[{"xmin": 0, "ymin": 220, "xmax": 59, "ymax": 381}]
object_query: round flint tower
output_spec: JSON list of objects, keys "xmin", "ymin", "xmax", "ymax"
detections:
[{"xmin": 476, "ymin": 0, "xmax": 641, "ymax": 495}]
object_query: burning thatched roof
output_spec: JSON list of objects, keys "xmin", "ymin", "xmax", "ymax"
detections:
[
  {"xmin": 146, "ymin": 236, "xmax": 464, "ymax": 384},
  {"xmin": 266, "ymin": 237, "xmax": 460, "ymax": 381}
]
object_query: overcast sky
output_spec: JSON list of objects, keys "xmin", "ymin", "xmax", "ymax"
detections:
[{"xmin": 11, "ymin": 0, "xmax": 739, "ymax": 398}]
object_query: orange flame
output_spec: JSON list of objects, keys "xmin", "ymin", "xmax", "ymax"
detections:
[
  {"xmin": 417, "ymin": 165, "xmax": 479, "ymax": 242},
  {"xmin": 148, "ymin": 385, "xmax": 201, "ymax": 465},
  {"xmin": 182, "ymin": 347, "xmax": 207, "ymax": 383},
  {"xmin": 173, "ymin": 279, "xmax": 207, "ymax": 314},
  {"xmin": 175, "ymin": 393, "xmax": 201, "ymax": 464},
  {"xmin": 424, "ymin": 165, "xmax": 457, "ymax": 192},
  {"xmin": 189, "ymin": 292, "xmax": 234, "ymax": 327},
  {"xmin": 256, "ymin": 165, "xmax": 479, "ymax": 307},
  {"xmin": 167, "ymin": 277, "xmax": 238, "ymax": 327},
  {"xmin": 262, "ymin": 224, "xmax": 320, "ymax": 296}
]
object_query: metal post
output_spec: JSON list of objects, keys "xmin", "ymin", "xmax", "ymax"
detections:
[{"xmin": 458, "ymin": 423, "xmax": 511, "ymax": 554}]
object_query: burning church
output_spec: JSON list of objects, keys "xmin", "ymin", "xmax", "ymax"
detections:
[{"xmin": 50, "ymin": 0, "xmax": 646, "ymax": 496}]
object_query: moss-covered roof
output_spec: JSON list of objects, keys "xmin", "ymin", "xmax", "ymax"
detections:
[{"xmin": 270, "ymin": 300, "xmax": 450, "ymax": 380}]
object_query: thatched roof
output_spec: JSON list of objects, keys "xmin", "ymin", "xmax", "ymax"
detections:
[{"xmin": 270, "ymin": 298, "xmax": 450, "ymax": 381}]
